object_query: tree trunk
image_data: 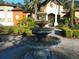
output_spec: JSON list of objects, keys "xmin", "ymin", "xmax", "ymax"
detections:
[
  {"xmin": 34, "ymin": 2, "xmax": 38, "ymax": 21},
  {"xmin": 70, "ymin": 0, "xmax": 74, "ymax": 27}
]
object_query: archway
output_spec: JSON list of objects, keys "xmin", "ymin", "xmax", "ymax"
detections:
[{"xmin": 48, "ymin": 13, "xmax": 55, "ymax": 26}]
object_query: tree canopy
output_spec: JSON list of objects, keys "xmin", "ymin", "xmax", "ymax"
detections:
[{"xmin": 0, "ymin": 0, "xmax": 4, "ymax": 3}]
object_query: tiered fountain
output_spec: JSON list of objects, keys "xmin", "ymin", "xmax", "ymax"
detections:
[{"xmin": 24, "ymin": 19, "xmax": 60, "ymax": 59}]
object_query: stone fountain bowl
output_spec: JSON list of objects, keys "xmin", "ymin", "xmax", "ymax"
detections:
[
  {"xmin": 25, "ymin": 36, "xmax": 61, "ymax": 49},
  {"xmin": 35, "ymin": 21, "xmax": 48, "ymax": 27},
  {"xmin": 32, "ymin": 27, "xmax": 53, "ymax": 35}
]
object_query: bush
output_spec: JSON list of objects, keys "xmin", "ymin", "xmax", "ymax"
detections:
[
  {"xmin": 0, "ymin": 17, "xmax": 35, "ymax": 36},
  {"xmin": 73, "ymin": 24, "xmax": 79, "ymax": 29},
  {"xmin": 0, "ymin": 26, "xmax": 11, "ymax": 34},
  {"xmin": 62, "ymin": 27, "xmax": 73, "ymax": 38},
  {"xmin": 16, "ymin": 18, "xmax": 32, "ymax": 36},
  {"xmin": 61, "ymin": 27, "xmax": 79, "ymax": 38},
  {"xmin": 73, "ymin": 30, "xmax": 79, "ymax": 38},
  {"xmin": 27, "ymin": 17, "xmax": 36, "ymax": 28},
  {"xmin": 7, "ymin": 26, "xmax": 32, "ymax": 36},
  {"xmin": 11, "ymin": 26, "xmax": 19, "ymax": 35}
]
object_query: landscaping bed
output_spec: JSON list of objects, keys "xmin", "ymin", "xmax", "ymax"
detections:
[{"xmin": 60, "ymin": 27, "xmax": 79, "ymax": 38}]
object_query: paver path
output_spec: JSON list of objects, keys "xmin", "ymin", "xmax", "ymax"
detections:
[{"xmin": 0, "ymin": 27, "xmax": 79, "ymax": 59}]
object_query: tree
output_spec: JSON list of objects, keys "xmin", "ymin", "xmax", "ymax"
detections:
[
  {"xmin": 15, "ymin": 3, "xmax": 25, "ymax": 9},
  {"xmin": 0, "ymin": 0, "xmax": 4, "ymax": 3},
  {"xmin": 24, "ymin": 0, "xmax": 43, "ymax": 20},
  {"xmin": 24, "ymin": 0, "xmax": 31, "ymax": 10},
  {"xmin": 70, "ymin": 0, "xmax": 74, "ymax": 27},
  {"xmin": 59, "ymin": 0, "xmax": 75, "ymax": 27}
]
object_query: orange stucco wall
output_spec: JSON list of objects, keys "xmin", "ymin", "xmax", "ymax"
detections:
[{"xmin": 13, "ymin": 11, "xmax": 25, "ymax": 26}]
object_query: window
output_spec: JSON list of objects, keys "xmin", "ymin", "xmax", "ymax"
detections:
[
  {"xmin": 7, "ymin": 18, "xmax": 12, "ymax": 22},
  {"xmin": 50, "ymin": 1, "xmax": 53, "ymax": 8},
  {"xmin": 0, "ymin": 9, "xmax": 3, "ymax": 11},
  {"xmin": 0, "ymin": 18, "xmax": 4, "ymax": 22},
  {"xmin": 8, "ymin": 10, "xmax": 11, "ymax": 11},
  {"xmin": 16, "ymin": 15, "xmax": 19, "ymax": 20},
  {"xmin": 6, "ymin": 12, "xmax": 13, "ymax": 22},
  {"xmin": 0, "ymin": 11, "xmax": 4, "ymax": 22}
]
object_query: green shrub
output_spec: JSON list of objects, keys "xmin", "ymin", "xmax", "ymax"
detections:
[
  {"xmin": 74, "ymin": 24, "xmax": 79, "ymax": 29},
  {"xmin": 64, "ymin": 19, "xmax": 69, "ymax": 26},
  {"xmin": 17, "ymin": 18, "xmax": 32, "ymax": 36},
  {"xmin": 0, "ymin": 26, "xmax": 11, "ymax": 34},
  {"xmin": 27, "ymin": 17, "xmax": 36, "ymax": 28},
  {"xmin": 73, "ymin": 30, "xmax": 79, "ymax": 38},
  {"xmin": 12, "ymin": 27, "xmax": 19, "ymax": 35},
  {"xmin": 62, "ymin": 27, "xmax": 73, "ymax": 38},
  {"xmin": 0, "ymin": 17, "xmax": 35, "ymax": 36},
  {"xmin": 8, "ymin": 26, "xmax": 32, "ymax": 36}
]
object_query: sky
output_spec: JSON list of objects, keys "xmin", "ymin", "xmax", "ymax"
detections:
[
  {"xmin": 4, "ymin": 0, "xmax": 46, "ymax": 4},
  {"xmin": 4, "ymin": 0, "xmax": 79, "ymax": 4},
  {"xmin": 4, "ymin": 0, "xmax": 24, "ymax": 4}
]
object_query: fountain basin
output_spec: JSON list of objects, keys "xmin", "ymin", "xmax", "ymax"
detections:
[
  {"xmin": 21, "ymin": 36, "xmax": 61, "ymax": 59},
  {"xmin": 25, "ymin": 36, "xmax": 60, "ymax": 49}
]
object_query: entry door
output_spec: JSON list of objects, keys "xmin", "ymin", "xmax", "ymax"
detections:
[{"xmin": 48, "ymin": 13, "xmax": 55, "ymax": 26}]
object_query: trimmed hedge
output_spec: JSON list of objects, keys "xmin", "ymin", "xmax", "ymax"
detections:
[
  {"xmin": 61, "ymin": 27, "xmax": 79, "ymax": 38},
  {"xmin": 0, "ymin": 26, "xmax": 11, "ymax": 34},
  {"xmin": 62, "ymin": 27, "xmax": 73, "ymax": 38},
  {"xmin": 0, "ymin": 26, "xmax": 32, "ymax": 36},
  {"xmin": 73, "ymin": 30, "xmax": 79, "ymax": 38}
]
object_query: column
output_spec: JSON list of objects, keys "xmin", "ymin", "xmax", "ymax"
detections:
[
  {"xmin": 4, "ymin": 10, "xmax": 7, "ymax": 22},
  {"xmin": 54, "ymin": 14, "xmax": 58, "ymax": 26},
  {"xmin": 45, "ymin": 14, "xmax": 49, "ymax": 27},
  {"xmin": 46, "ymin": 14, "xmax": 48, "ymax": 21}
]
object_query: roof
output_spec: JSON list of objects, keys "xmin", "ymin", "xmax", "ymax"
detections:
[
  {"xmin": 75, "ymin": 8, "xmax": 79, "ymax": 11},
  {"xmin": 12, "ymin": 7, "xmax": 27, "ymax": 13},
  {"xmin": 41, "ymin": 0, "xmax": 62, "ymax": 6},
  {"xmin": 0, "ymin": 3, "xmax": 15, "ymax": 7},
  {"xmin": 12, "ymin": 7, "xmax": 24, "ymax": 11},
  {"xmin": 62, "ymin": 9, "xmax": 70, "ymax": 13},
  {"xmin": 62, "ymin": 7, "xmax": 79, "ymax": 13},
  {"xmin": 0, "ymin": 3, "xmax": 27, "ymax": 12}
]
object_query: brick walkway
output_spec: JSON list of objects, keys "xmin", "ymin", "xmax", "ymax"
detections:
[{"xmin": 0, "ymin": 27, "xmax": 79, "ymax": 59}]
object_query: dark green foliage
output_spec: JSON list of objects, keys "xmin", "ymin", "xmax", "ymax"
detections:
[
  {"xmin": 0, "ymin": 17, "xmax": 35, "ymax": 36},
  {"xmin": 0, "ymin": 26, "xmax": 11, "ymax": 35},
  {"xmin": 27, "ymin": 17, "xmax": 36, "ymax": 28},
  {"xmin": 62, "ymin": 27, "xmax": 73, "ymax": 38},
  {"xmin": 72, "ymin": 24, "xmax": 79, "ymax": 29},
  {"xmin": 0, "ymin": 26, "xmax": 18, "ymax": 35},
  {"xmin": 61, "ymin": 27, "xmax": 79, "ymax": 38},
  {"xmin": 0, "ymin": 0, "xmax": 4, "ymax": 3},
  {"xmin": 73, "ymin": 30, "xmax": 79, "ymax": 38},
  {"xmin": 15, "ymin": 18, "xmax": 33, "ymax": 36}
]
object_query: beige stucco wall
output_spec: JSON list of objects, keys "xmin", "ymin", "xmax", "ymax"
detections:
[
  {"xmin": 0, "ymin": 6, "xmax": 13, "ymax": 10},
  {"xmin": 42, "ymin": 1, "xmax": 64, "ymax": 15},
  {"xmin": 0, "ymin": 6, "xmax": 14, "ymax": 26},
  {"xmin": 75, "ymin": 11, "xmax": 79, "ymax": 18}
]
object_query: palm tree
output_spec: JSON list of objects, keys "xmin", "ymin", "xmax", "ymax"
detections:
[
  {"xmin": 59, "ymin": 0, "xmax": 74, "ymax": 27},
  {"xmin": 24, "ymin": 0, "xmax": 43, "ymax": 20},
  {"xmin": 70, "ymin": 0, "xmax": 74, "ymax": 27},
  {"xmin": 0, "ymin": 0, "xmax": 4, "ymax": 3}
]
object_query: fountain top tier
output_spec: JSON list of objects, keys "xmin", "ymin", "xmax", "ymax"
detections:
[{"xmin": 35, "ymin": 21, "xmax": 48, "ymax": 28}]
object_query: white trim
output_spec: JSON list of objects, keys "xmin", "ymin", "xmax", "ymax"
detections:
[
  {"xmin": 16, "ymin": 15, "xmax": 19, "ymax": 20},
  {"xmin": 46, "ymin": 14, "xmax": 48, "ymax": 21},
  {"xmin": 54, "ymin": 14, "xmax": 58, "ymax": 26},
  {"xmin": 0, "ymin": 22, "xmax": 14, "ymax": 26}
]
